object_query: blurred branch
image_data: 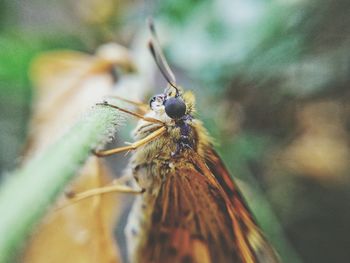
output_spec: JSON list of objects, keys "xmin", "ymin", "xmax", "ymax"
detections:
[{"xmin": 0, "ymin": 105, "xmax": 121, "ymax": 263}]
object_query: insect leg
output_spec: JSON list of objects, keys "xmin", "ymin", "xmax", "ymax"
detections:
[
  {"xmin": 94, "ymin": 126, "xmax": 166, "ymax": 157},
  {"xmin": 97, "ymin": 102, "xmax": 164, "ymax": 124},
  {"xmin": 108, "ymin": 95, "xmax": 148, "ymax": 108},
  {"xmin": 56, "ymin": 182, "xmax": 144, "ymax": 211}
]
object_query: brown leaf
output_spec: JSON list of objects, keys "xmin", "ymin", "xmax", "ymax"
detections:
[
  {"xmin": 21, "ymin": 43, "xmax": 134, "ymax": 263},
  {"xmin": 24, "ymin": 43, "xmax": 134, "ymax": 156},
  {"xmin": 23, "ymin": 157, "xmax": 121, "ymax": 263}
]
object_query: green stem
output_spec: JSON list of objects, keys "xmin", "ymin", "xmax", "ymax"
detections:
[{"xmin": 0, "ymin": 105, "xmax": 121, "ymax": 263}]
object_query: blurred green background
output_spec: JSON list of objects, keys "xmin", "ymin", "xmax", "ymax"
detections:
[{"xmin": 1, "ymin": 0, "xmax": 350, "ymax": 262}]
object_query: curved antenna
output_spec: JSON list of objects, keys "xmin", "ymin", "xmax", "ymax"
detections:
[
  {"xmin": 147, "ymin": 18, "xmax": 179, "ymax": 95},
  {"xmin": 148, "ymin": 41, "xmax": 179, "ymax": 94}
]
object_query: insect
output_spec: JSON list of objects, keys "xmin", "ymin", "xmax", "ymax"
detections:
[{"xmin": 72, "ymin": 19, "xmax": 280, "ymax": 263}]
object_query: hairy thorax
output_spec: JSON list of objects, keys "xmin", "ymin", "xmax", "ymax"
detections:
[
  {"xmin": 125, "ymin": 110, "xmax": 206, "ymax": 262},
  {"xmin": 130, "ymin": 110, "xmax": 199, "ymax": 187}
]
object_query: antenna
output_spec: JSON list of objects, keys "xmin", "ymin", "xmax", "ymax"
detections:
[
  {"xmin": 148, "ymin": 41, "xmax": 179, "ymax": 93},
  {"xmin": 147, "ymin": 18, "xmax": 179, "ymax": 95}
]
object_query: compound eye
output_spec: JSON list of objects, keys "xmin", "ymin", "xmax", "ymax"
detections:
[{"xmin": 164, "ymin": 97, "xmax": 186, "ymax": 119}]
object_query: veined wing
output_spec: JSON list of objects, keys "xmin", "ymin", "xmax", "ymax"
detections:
[
  {"xmin": 204, "ymin": 148, "xmax": 280, "ymax": 263},
  {"xmin": 138, "ymin": 150, "xmax": 280, "ymax": 263},
  {"xmin": 139, "ymin": 153, "xmax": 241, "ymax": 263}
]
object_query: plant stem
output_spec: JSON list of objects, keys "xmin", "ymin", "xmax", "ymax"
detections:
[{"xmin": 0, "ymin": 105, "xmax": 121, "ymax": 263}]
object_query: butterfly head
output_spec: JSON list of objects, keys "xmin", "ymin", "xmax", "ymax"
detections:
[
  {"xmin": 149, "ymin": 86, "xmax": 189, "ymax": 120},
  {"xmin": 148, "ymin": 19, "xmax": 195, "ymax": 121}
]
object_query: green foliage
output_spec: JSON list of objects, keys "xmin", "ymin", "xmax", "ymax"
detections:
[
  {"xmin": 158, "ymin": 0, "xmax": 305, "ymax": 85},
  {"xmin": 158, "ymin": 0, "xmax": 209, "ymax": 24}
]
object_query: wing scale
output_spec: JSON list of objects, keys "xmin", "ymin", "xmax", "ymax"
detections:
[
  {"xmin": 204, "ymin": 148, "xmax": 280, "ymax": 263},
  {"xmin": 139, "ymin": 158, "xmax": 241, "ymax": 263},
  {"xmin": 137, "ymin": 149, "xmax": 280, "ymax": 263}
]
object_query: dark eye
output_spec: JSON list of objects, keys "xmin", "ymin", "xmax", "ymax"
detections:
[{"xmin": 164, "ymin": 97, "xmax": 186, "ymax": 119}]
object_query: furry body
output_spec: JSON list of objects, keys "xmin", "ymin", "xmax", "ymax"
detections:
[{"xmin": 123, "ymin": 90, "xmax": 279, "ymax": 263}]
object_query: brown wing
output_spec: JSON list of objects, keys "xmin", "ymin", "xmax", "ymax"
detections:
[
  {"xmin": 204, "ymin": 147, "xmax": 280, "ymax": 263},
  {"xmin": 140, "ymin": 155, "xmax": 241, "ymax": 263},
  {"xmin": 139, "ymin": 151, "xmax": 280, "ymax": 263}
]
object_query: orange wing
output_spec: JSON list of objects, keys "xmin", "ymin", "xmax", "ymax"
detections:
[
  {"xmin": 204, "ymin": 148, "xmax": 280, "ymax": 263},
  {"xmin": 139, "ymin": 151, "xmax": 280, "ymax": 263}
]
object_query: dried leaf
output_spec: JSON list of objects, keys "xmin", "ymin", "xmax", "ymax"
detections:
[
  {"xmin": 21, "ymin": 43, "xmax": 134, "ymax": 263},
  {"xmin": 24, "ymin": 43, "xmax": 134, "ymax": 156},
  {"xmin": 22, "ymin": 158, "xmax": 121, "ymax": 263}
]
